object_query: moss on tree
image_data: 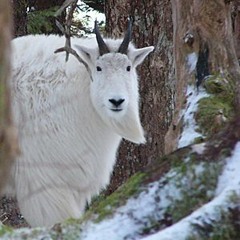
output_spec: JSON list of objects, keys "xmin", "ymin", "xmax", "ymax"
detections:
[{"xmin": 195, "ymin": 73, "xmax": 235, "ymax": 138}]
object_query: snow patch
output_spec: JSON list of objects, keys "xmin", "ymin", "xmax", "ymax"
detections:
[
  {"xmin": 191, "ymin": 143, "xmax": 206, "ymax": 154},
  {"xmin": 215, "ymin": 142, "xmax": 240, "ymax": 196},
  {"xmin": 178, "ymin": 85, "xmax": 208, "ymax": 148},
  {"xmin": 186, "ymin": 52, "xmax": 198, "ymax": 73}
]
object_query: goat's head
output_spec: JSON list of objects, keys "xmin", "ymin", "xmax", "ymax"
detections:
[{"xmin": 75, "ymin": 20, "xmax": 154, "ymax": 143}]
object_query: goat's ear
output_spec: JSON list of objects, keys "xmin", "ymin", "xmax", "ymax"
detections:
[
  {"xmin": 74, "ymin": 45, "xmax": 96, "ymax": 67},
  {"xmin": 129, "ymin": 46, "xmax": 154, "ymax": 67}
]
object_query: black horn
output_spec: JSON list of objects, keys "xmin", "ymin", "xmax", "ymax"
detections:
[
  {"xmin": 94, "ymin": 20, "xmax": 109, "ymax": 56},
  {"xmin": 118, "ymin": 18, "xmax": 132, "ymax": 54}
]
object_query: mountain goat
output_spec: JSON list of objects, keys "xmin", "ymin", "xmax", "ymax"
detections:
[{"xmin": 5, "ymin": 21, "xmax": 154, "ymax": 227}]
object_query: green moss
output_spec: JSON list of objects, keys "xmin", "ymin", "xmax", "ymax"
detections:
[
  {"xmin": 195, "ymin": 74, "xmax": 235, "ymax": 137},
  {"xmin": 0, "ymin": 225, "xmax": 13, "ymax": 236},
  {"xmin": 193, "ymin": 136, "xmax": 205, "ymax": 144},
  {"xmin": 168, "ymin": 149, "xmax": 202, "ymax": 171},
  {"xmin": 140, "ymin": 217, "xmax": 164, "ymax": 236},
  {"xmin": 80, "ymin": 172, "xmax": 146, "ymax": 223},
  {"xmin": 196, "ymin": 96, "xmax": 233, "ymax": 136},
  {"xmin": 167, "ymin": 147, "xmax": 191, "ymax": 168},
  {"xmin": 204, "ymin": 74, "xmax": 234, "ymax": 96}
]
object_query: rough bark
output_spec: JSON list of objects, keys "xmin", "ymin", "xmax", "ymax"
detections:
[
  {"xmin": 105, "ymin": 0, "xmax": 174, "ymax": 193},
  {"xmin": 232, "ymin": 0, "xmax": 240, "ymax": 59},
  {"xmin": 0, "ymin": 0, "xmax": 18, "ymax": 192}
]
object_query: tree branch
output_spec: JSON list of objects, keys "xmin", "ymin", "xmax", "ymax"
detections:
[
  {"xmin": 54, "ymin": 46, "xmax": 90, "ymax": 72},
  {"xmin": 54, "ymin": 0, "xmax": 91, "ymax": 77}
]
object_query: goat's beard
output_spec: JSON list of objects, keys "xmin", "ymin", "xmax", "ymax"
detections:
[{"xmin": 109, "ymin": 106, "xmax": 146, "ymax": 144}]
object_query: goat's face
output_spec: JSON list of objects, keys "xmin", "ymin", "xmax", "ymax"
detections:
[
  {"xmin": 75, "ymin": 43, "xmax": 153, "ymax": 116},
  {"xmin": 74, "ymin": 44, "xmax": 153, "ymax": 143},
  {"xmin": 90, "ymin": 52, "xmax": 135, "ymax": 118},
  {"xmin": 75, "ymin": 21, "xmax": 153, "ymax": 143}
]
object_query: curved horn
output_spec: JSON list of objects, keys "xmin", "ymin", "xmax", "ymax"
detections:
[
  {"xmin": 94, "ymin": 20, "xmax": 109, "ymax": 56},
  {"xmin": 118, "ymin": 18, "xmax": 132, "ymax": 54}
]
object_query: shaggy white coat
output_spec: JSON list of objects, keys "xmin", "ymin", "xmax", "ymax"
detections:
[{"xmin": 4, "ymin": 35, "xmax": 153, "ymax": 227}]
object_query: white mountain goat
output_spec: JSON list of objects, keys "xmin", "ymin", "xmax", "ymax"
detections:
[{"xmin": 5, "ymin": 20, "xmax": 154, "ymax": 227}]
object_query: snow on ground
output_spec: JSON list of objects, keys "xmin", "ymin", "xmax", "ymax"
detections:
[
  {"xmin": 2, "ymin": 143, "xmax": 239, "ymax": 240},
  {"xmin": 178, "ymin": 85, "xmax": 209, "ymax": 148},
  {"xmin": 79, "ymin": 158, "xmax": 219, "ymax": 240},
  {"xmin": 143, "ymin": 142, "xmax": 240, "ymax": 240},
  {"xmin": 80, "ymin": 170, "xmax": 183, "ymax": 240},
  {"xmin": 78, "ymin": 141, "xmax": 240, "ymax": 240}
]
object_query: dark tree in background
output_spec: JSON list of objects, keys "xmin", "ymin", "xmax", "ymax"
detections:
[
  {"xmin": 12, "ymin": 0, "xmax": 65, "ymax": 36},
  {"xmin": 105, "ymin": 0, "xmax": 175, "ymax": 193},
  {"xmin": 28, "ymin": 0, "xmax": 65, "ymax": 34},
  {"xmin": 12, "ymin": 0, "xmax": 27, "ymax": 36}
]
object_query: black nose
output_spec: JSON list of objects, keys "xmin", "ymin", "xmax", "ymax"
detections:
[{"xmin": 109, "ymin": 98, "xmax": 125, "ymax": 107}]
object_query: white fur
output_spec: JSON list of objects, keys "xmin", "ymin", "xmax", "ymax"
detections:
[{"xmin": 5, "ymin": 35, "xmax": 154, "ymax": 227}]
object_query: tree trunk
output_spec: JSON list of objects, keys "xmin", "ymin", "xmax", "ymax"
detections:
[
  {"xmin": 0, "ymin": 0, "xmax": 18, "ymax": 192},
  {"xmin": 105, "ymin": 0, "xmax": 174, "ymax": 193},
  {"xmin": 165, "ymin": 0, "xmax": 240, "ymax": 153},
  {"xmin": 232, "ymin": 0, "xmax": 240, "ymax": 59}
]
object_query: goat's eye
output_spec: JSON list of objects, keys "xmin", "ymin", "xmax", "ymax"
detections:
[
  {"xmin": 126, "ymin": 66, "xmax": 131, "ymax": 72},
  {"xmin": 96, "ymin": 66, "xmax": 102, "ymax": 71}
]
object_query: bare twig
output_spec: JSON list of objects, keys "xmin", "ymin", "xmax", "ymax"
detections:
[
  {"xmin": 55, "ymin": 20, "xmax": 65, "ymax": 34},
  {"xmin": 54, "ymin": 0, "xmax": 91, "ymax": 77},
  {"xmin": 54, "ymin": 0, "xmax": 78, "ymax": 61},
  {"xmin": 54, "ymin": 0, "xmax": 76, "ymax": 17},
  {"xmin": 54, "ymin": 46, "xmax": 90, "ymax": 72},
  {"xmin": 0, "ymin": 212, "xmax": 8, "ymax": 223}
]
